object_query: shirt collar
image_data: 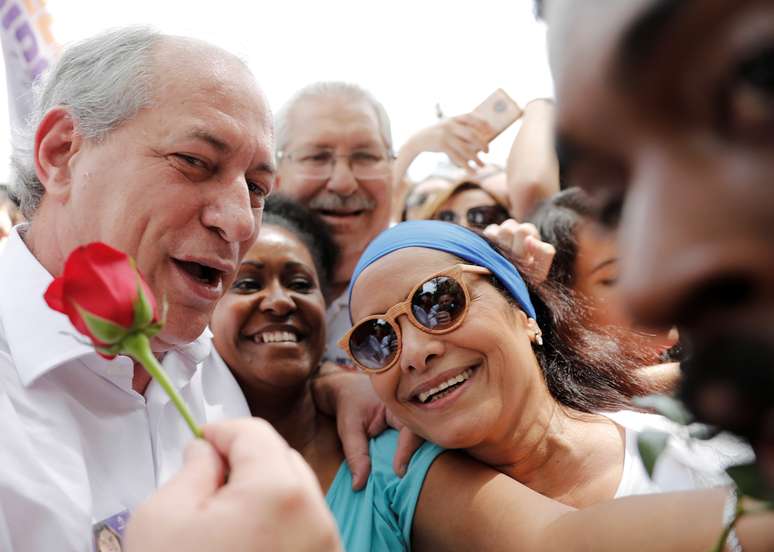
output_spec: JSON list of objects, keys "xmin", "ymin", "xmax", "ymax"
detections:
[
  {"xmin": 0, "ymin": 226, "xmax": 213, "ymax": 387},
  {"xmin": 161, "ymin": 327, "xmax": 213, "ymax": 388},
  {"xmin": 0, "ymin": 226, "xmax": 98, "ymax": 386}
]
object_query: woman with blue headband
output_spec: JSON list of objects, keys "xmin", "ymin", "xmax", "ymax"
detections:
[
  {"xmin": 342, "ymin": 221, "xmax": 750, "ymax": 503},
  {"xmin": 211, "ymin": 210, "xmax": 772, "ymax": 550}
]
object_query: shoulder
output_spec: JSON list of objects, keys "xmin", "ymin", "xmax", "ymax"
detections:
[
  {"xmin": 326, "ymin": 432, "xmax": 445, "ymax": 551},
  {"xmin": 368, "ymin": 430, "xmax": 445, "ymax": 483}
]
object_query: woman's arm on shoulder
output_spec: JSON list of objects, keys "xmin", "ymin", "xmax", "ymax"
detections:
[
  {"xmin": 412, "ymin": 450, "xmax": 570, "ymax": 552},
  {"xmin": 412, "ymin": 450, "xmax": 774, "ymax": 552}
]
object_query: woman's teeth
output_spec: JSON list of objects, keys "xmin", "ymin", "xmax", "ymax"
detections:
[
  {"xmin": 254, "ymin": 331, "xmax": 298, "ymax": 344},
  {"xmin": 418, "ymin": 368, "xmax": 474, "ymax": 404}
]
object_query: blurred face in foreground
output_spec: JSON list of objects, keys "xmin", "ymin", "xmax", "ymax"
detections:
[{"xmin": 547, "ymin": 0, "xmax": 774, "ymax": 470}]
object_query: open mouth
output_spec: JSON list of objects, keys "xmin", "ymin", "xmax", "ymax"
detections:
[
  {"xmin": 413, "ymin": 365, "xmax": 478, "ymax": 405},
  {"xmin": 316, "ymin": 209, "xmax": 366, "ymax": 218},
  {"xmin": 173, "ymin": 259, "xmax": 224, "ymax": 287}
]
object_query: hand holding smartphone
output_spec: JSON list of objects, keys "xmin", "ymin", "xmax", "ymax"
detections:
[{"xmin": 472, "ymin": 88, "xmax": 523, "ymax": 142}]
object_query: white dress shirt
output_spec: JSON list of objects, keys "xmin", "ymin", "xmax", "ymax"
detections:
[{"xmin": 0, "ymin": 227, "xmax": 250, "ymax": 551}]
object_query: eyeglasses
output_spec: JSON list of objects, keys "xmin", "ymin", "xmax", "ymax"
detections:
[
  {"xmin": 435, "ymin": 204, "xmax": 509, "ymax": 230},
  {"xmin": 279, "ymin": 148, "xmax": 394, "ymax": 180},
  {"xmin": 339, "ymin": 264, "xmax": 491, "ymax": 373}
]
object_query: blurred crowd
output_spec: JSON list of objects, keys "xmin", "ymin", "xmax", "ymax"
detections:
[{"xmin": 1, "ymin": 1, "xmax": 773, "ymax": 551}]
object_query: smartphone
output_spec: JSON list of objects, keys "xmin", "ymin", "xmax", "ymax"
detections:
[{"xmin": 472, "ymin": 89, "xmax": 522, "ymax": 142}]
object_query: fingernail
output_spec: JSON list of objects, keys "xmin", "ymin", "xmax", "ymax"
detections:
[{"xmin": 398, "ymin": 463, "xmax": 408, "ymax": 477}]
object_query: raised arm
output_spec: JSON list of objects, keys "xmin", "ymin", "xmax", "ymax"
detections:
[
  {"xmin": 506, "ymin": 99, "xmax": 560, "ymax": 220},
  {"xmin": 413, "ymin": 450, "xmax": 772, "ymax": 552},
  {"xmin": 392, "ymin": 114, "xmax": 494, "ymax": 221}
]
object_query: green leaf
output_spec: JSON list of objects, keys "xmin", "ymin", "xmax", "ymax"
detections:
[
  {"xmin": 637, "ymin": 430, "xmax": 670, "ymax": 478},
  {"xmin": 144, "ymin": 322, "xmax": 163, "ymax": 338},
  {"xmin": 79, "ymin": 307, "xmax": 131, "ymax": 345},
  {"xmin": 132, "ymin": 279, "xmax": 154, "ymax": 329},
  {"xmin": 727, "ymin": 463, "xmax": 774, "ymax": 502},
  {"xmin": 633, "ymin": 394, "xmax": 693, "ymax": 425}
]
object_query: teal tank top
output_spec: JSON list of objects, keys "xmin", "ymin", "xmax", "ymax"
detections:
[{"xmin": 325, "ymin": 430, "xmax": 445, "ymax": 551}]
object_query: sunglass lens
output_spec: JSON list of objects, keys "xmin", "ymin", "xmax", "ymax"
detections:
[
  {"xmin": 467, "ymin": 205, "xmax": 509, "ymax": 229},
  {"xmin": 411, "ymin": 276, "xmax": 466, "ymax": 330},
  {"xmin": 436, "ymin": 210, "xmax": 457, "ymax": 223},
  {"xmin": 349, "ymin": 318, "xmax": 398, "ymax": 371}
]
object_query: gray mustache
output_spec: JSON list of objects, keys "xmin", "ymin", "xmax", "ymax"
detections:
[{"xmin": 308, "ymin": 192, "xmax": 376, "ymax": 212}]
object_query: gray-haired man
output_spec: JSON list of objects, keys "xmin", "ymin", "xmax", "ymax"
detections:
[{"xmin": 0, "ymin": 28, "xmax": 339, "ymax": 551}]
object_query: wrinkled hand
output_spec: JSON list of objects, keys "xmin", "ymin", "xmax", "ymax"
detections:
[
  {"xmin": 414, "ymin": 114, "xmax": 494, "ymax": 172},
  {"xmin": 314, "ymin": 362, "xmax": 424, "ymax": 489},
  {"xmin": 124, "ymin": 419, "xmax": 341, "ymax": 552},
  {"xmin": 484, "ymin": 219, "xmax": 556, "ymax": 284}
]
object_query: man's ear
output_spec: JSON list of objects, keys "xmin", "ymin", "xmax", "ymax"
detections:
[{"xmin": 34, "ymin": 107, "xmax": 83, "ymax": 199}]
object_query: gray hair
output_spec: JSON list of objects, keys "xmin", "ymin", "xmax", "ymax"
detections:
[
  {"xmin": 274, "ymin": 81, "xmax": 393, "ymax": 160},
  {"xmin": 10, "ymin": 26, "xmax": 162, "ymax": 218}
]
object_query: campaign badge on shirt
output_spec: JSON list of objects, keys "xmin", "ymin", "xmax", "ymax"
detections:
[{"xmin": 93, "ymin": 510, "xmax": 129, "ymax": 552}]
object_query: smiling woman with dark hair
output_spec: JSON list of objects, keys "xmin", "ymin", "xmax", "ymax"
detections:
[{"xmin": 345, "ymin": 221, "xmax": 749, "ymax": 508}]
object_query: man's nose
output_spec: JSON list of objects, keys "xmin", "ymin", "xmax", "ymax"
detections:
[
  {"xmin": 617, "ymin": 150, "xmax": 765, "ymax": 329},
  {"xmin": 398, "ymin": 317, "xmax": 445, "ymax": 374},
  {"xmin": 325, "ymin": 157, "xmax": 359, "ymax": 196},
  {"xmin": 201, "ymin": 176, "xmax": 256, "ymax": 243}
]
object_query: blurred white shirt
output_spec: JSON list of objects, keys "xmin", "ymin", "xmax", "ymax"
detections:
[
  {"xmin": 0, "ymin": 227, "xmax": 250, "ymax": 551},
  {"xmin": 324, "ymin": 291, "xmax": 352, "ymax": 366},
  {"xmin": 604, "ymin": 410, "xmax": 754, "ymax": 497}
]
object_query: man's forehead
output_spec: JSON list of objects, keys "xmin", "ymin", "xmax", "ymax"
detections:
[
  {"xmin": 288, "ymin": 96, "xmax": 382, "ymax": 145},
  {"xmin": 148, "ymin": 41, "xmax": 274, "ymax": 165},
  {"xmin": 153, "ymin": 39, "xmax": 266, "ymax": 113}
]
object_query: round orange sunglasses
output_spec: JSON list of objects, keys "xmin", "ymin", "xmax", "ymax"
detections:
[{"xmin": 339, "ymin": 264, "xmax": 491, "ymax": 372}]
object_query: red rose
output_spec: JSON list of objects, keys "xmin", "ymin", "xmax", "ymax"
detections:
[{"xmin": 44, "ymin": 242, "xmax": 160, "ymax": 356}]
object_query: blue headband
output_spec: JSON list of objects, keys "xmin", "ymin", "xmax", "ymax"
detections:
[{"xmin": 348, "ymin": 220, "xmax": 536, "ymax": 321}]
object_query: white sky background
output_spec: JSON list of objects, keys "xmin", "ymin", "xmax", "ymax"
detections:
[{"xmin": 0, "ymin": 0, "xmax": 553, "ymax": 184}]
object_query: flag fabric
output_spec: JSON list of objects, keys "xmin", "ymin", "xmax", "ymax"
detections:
[{"xmin": 1, "ymin": 0, "xmax": 59, "ymax": 133}]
